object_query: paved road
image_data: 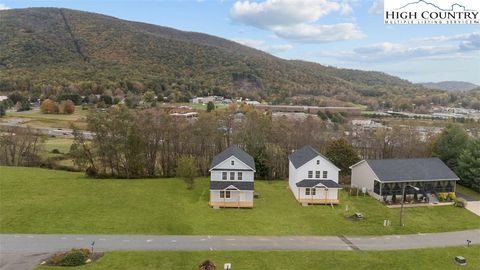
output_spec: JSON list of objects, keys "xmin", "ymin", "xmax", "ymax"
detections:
[{"xmin": 1, "ymin": 230, "xmax": 479, "ymax": 270}]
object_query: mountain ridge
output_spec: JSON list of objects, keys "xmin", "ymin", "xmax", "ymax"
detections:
[{"xmin": 0, "ymin": 7, "xmax": 449, "ymax": 107}]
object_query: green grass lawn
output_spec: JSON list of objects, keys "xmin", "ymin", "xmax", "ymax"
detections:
[
  {"xmin": 456, "ymin": 185, "xmax": 480, "ymax": 201},
  {"xmin": 43, "ymin": 138, "xmax": 74, "ymax": 154},
  {"xmin": 4, "ymin": 107, "xmax": 88, "ymax": 129},
  {"xmin": 37, "ymin": 246, "xmax": 480, "ymax": 270},
  {"xmin": 1, "ymin": 166, "xmax": 479, "ymax": 235}
]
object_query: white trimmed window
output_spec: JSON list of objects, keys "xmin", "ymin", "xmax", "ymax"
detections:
[
  {"xmin": 230, "ymin": 172, "xmax": 235, "ymax": 180},
  {"xmin": 315, "ymin": 171, "xmax": 320, "ymax": 178},
  {"xmin": 317, "ymin": 160, "xmax": 320, "ymax": 165},
  {"xmin": 305, "ymin": 188, "xmax": 310, "ymax": 195},
  {"xmin": 312, "ymin": 188, "xmax": 316, "ymax": 195},
  {"xmin": 323, "ymin": 171, "xmax": 328, "ymax": 178},
  {"xmin": 220, "ymin": 191, "xmax": 231, "ymax": 198},
  {"xmin": 308, "ymin": 171, "xmax": 313, "ymax": 178},
  {"xmin": 238, "ymin": 172, "xmax": 243, "ymax": 180},
  {"xmin": 231, "ymin": 160, "xmax": 235, "ymax": 166},
  {"xmin": 222, "ymin": 172, "xmax": 227, "ymax": 180}
]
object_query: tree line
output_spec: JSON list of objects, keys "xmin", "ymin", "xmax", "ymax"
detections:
[{"xmin": 69, "ymin": 106, "xmax": 450, "ymax": 182}]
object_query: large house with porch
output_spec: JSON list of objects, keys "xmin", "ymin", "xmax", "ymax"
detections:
[
  {"xmin": 350, "ymin": 158, "xmax": 459, "ymax": 202},
  {"xmin": 209, "ymin": 145, "xmax": 256, "ymax": 208},
  {"xmin": 288, "ymin": 145, "xmax": 341, "ymax": 205}
]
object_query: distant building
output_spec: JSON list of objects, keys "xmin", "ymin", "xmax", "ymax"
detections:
[
  {"xmin": 288, "ymin": 145, "xmax": 341, "ymax": 205},
  {"xmin": 209, "ymin": 146, "xmax": 256, "ymax": 208},
  {"xmin": 0, "ymin": 96, "xmax": 8, "ymax": 102},
  {"xmin": 254, "ymin": 105, "xmax": 362, "ymax": 115},
  {"xmin": 190, "ymin": 96, "xmax": 223, "ymax": 104},
  {"xmin": 169, "ymin": 112, "xmax": 198, "ymax": 119}
]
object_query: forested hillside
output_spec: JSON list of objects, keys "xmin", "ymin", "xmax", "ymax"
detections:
[{"xmin": 0, "ymin": 7, "xmax": 474, "ymax": 108}]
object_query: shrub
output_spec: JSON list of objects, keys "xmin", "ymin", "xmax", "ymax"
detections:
[
  {"xmin": 86, "ymin": 166, "xmax": 98, "ymax": 177},
  {"xmin": 454, "ymin": 198, "xmax": 468, "ymax": 208},
  {"xmin": 62, "ymin": 250, "xmax": 86, "ymax": 266},
  {"xmin": 448, "ymin": 192, "xmax": 456, "ymax": 201},
  {"xmin": 438, "ymin": 193, "xmax": 448, "ymax": 202},
  {"xmin": 51, "ymin": 149, "xmax": 61, "ymax": 154}
]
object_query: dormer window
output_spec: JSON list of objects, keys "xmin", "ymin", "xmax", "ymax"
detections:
[{"xmin": 231, "ymin": 160, "xmax": 235, "ymax": 166}]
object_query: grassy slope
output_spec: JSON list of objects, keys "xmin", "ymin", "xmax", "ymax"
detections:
[
  {"xmin": 456, "ymin": 185, "xmax": 480, "ymax": 201},
  {"xmin": 1, "ymin": 166, "xmax": 479, "ymax": 235},
  {"xmin": 37, "ymin": 246, "xmax": 480, "ymax": 270}
]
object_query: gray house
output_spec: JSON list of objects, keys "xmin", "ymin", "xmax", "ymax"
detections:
[
  {"xmin": 209, "ymin": 145, "xmax": 256, "ymax": 208},
  {"xmin": 350, "ymin": 158, "xmax": 459, "ymax": 201}
]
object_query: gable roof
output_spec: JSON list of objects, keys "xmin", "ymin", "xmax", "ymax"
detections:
[
  {"xmin": 210, "ymin": 145, "xmax": 255, "ymax": 170},
  {"xmin": 288, "ymin": 145, "xmax": 339, "ymax": 170},
  {"xmin": 364, "ymin": 158, "xmax": 459, "ymax": 182},
  {"xmin": 296, "ymin": 179, "xmax": 341, "ymax": 188},
  {"xmin": 210, "ymin": 181, "xmax": 254, "ymax": 191}
]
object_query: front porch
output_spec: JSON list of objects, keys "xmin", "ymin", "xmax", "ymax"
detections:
[
  {"xmin": 209, "ymin": 201, "xmax": 253, "ymax": 208},
  {"xmin": 297, "ymin": 198, "xmax": 340, "ymax": 205}
]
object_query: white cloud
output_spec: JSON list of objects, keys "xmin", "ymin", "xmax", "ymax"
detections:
[
  {"xmin": 231, "ymin": 0, "xmax": 364, "ymax": 43},
  {"xmin": 368, "ymin": 0, "xmax": 383, "ymax": 15},
  {"xmin": 233, "ymin": 38, "xmax": 293, "ymax": 53},
  {"xmin": 272, "ymin": 22, "xmax": 364, "ymax": 42},
  {"xmin": 314, "ymin": 32, "xmax": 480, "ymax": 62},
  {"xmin": 0, "ymin": 3, "xmax": 10, "ymax": 10}
]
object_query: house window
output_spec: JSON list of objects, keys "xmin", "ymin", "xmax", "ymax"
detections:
[
  {"xmin": 222, "ymin": 172, "xmax": 227, "ymax": 180},
  {"xmin": 312, "ymin": 188, "xmax": 316, "ymax": 195},
  {"xmin": 323, "ymin": 171, "xmax": 328, "ymax": 178},
  {"xmin": 315, "ymin": 171, "xmax": 320, "ymax": 178},
  {"xmin": 230, "ymin": 172, "xmax": 235, "ymax": 180},
  {"xmin": 317, "ymin": 160, "xmax": 320, "ymax": 165},
  {"xmin": 308, "ymin": 171, "xmax": 313, "ymax": 178},
  {"xmin": 305, "ymin": 188, "xmax": 310, "ymax": 195},
  {"xmin": 231, "ymin": 160, "xmax": 235, "ymax": 166},
  {"xmin": 220, "ymin": 191, "xmax": 231, "ymax": 198},
  {"xmin": 238, "ymin": 172, "xmax": 243, "ymax": 180}
]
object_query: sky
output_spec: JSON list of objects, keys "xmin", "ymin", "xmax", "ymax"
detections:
[{"xmin": 1, "ymin": 0, "xmax": 479, "ymax": 84}]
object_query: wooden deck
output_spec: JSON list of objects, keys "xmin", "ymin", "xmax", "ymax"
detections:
[
  {"xmin": 209, "ymin": 201, "xmax": 253, "ymax": 208},
  {"xmin": 297, "ymin": 199, "xmax": 340, "ymax": 205}
]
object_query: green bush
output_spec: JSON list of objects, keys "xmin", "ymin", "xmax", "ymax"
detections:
[
  {"xmin": 454, "ymin": 198, "xmax": 468, "ymax": 208},
  {"xmin": 62, "ymin": 250, "xmax": 86, "ymax": 266},
  {"xmin": 51, "ymin": 149, "xmax": 61, "ymax": 154},
  {"xmin": 438, "ymin": 193, "xmax": 447, "ymax": 202}
]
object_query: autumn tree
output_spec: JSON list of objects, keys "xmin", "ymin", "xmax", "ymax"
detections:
[
  {"xmin": 40, "ymin": 99, "xmax": 58, "ymax": 114},
  {"xmin": 58, "ymin": 100, "xmax": 75, "ymax": 114},
  {"xmin": 143, "ymin": 91, "xmax": 156, "ymax": 103},
  {"xmin": 325, "ymin": 138, "xmax": 360, "ymax": 177},
  {"xmin": 176, "ymin": 155, "xmax": 198, "ymax": 189}
]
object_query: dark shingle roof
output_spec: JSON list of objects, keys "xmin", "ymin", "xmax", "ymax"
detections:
[
  {"xmin": 365, "ymin": 158, "xmax": 459, "ymax": 182},
  {"xmin": 210, "ymin": 181, "xmax": 254, "ymax": 190},
  {"xmin": 288, "ymin": 145, "xmax": 337, "ymax": 169},
  {"xmin": 296, "ymin": 179, "xmax": 341, "ymax": 188},
  {"xmin": 210, "ymin": 145, "xmax": 255, "ymax": 170}
]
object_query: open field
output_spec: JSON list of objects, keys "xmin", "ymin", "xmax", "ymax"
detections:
[
  {"xmin": 37, "ymin": 246, "xmax": 480, "ymax": 270},
  {"xmin": 3, "ymin": 107, "xmax": 88, "ymax": 129},
  {"xmin": 1, "ymin": 166, "xmax": 479, "ymax": 235}
]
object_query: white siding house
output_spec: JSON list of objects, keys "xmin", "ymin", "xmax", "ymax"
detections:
[
  {"xmin": 288, "ymin": 145, "xmax": 341, "ymax": 205},
  {"xmin": 209, "ymin": 145, "xmax": 256, "ymax": 208},
  {"xmin": 350, "ymin": 158, "xmax": 459, "ymax": 202}
]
